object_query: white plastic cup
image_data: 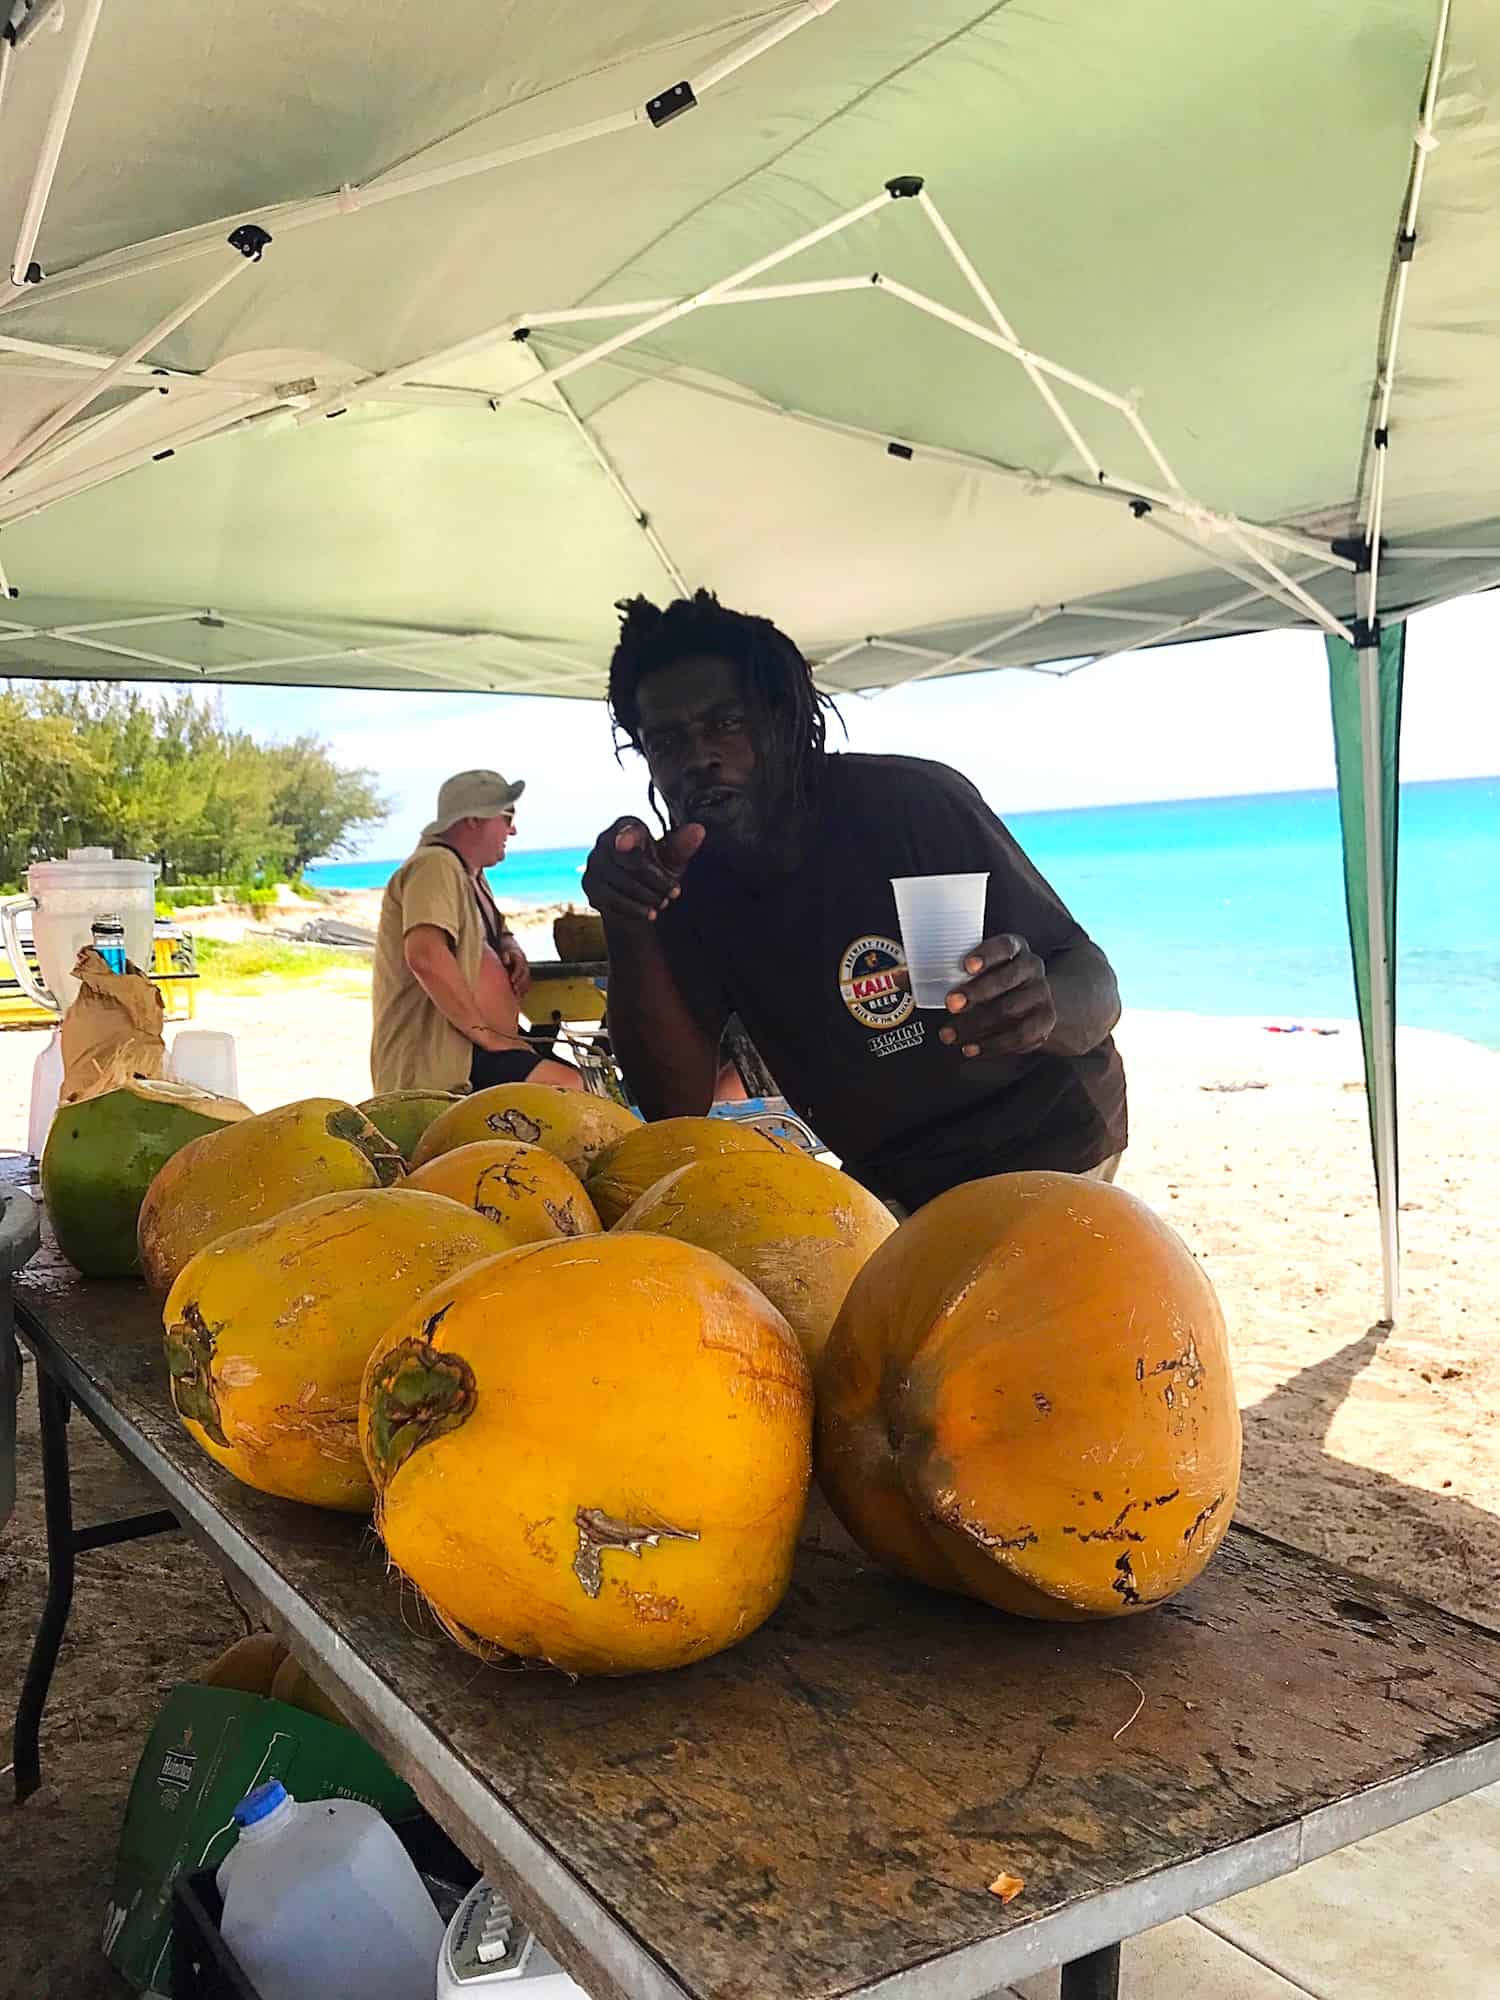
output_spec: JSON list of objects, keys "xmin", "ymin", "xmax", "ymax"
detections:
[
  {"xmin": 891, "ymin": 873, "xmax": 989, "ymax": 1010},
  {"xmin": 169, "ymin": 1029, "xmax": 240, "ymax": 1100},
  {"xmin": 27, "ymin": 1029, "xmax": 63, "ymax": 1160}
]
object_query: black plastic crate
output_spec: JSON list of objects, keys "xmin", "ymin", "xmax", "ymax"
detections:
[{"xmin": 170, "ymin": 1871, "xmax": 260, "ymax": 2000}]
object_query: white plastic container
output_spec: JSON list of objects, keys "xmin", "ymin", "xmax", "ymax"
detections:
[
  {"xmin": 169, "ymin": 1029, "xmax": 240, "ymax": 1100},
  {"xmin": 26, "ymin": 1029, "xmax": 63, "ymax": 1160},
  {"xmin": 437, "ymin": 1880, "xmax": 590, "ymax": 1997},
  {"xmin": 215, "ymin": 1780, "xmax": 444, "ymax": 2000},
  {"xmin": 0, "ymin": 849, "xmax": 158, "ymax": 1013},
  {"xmin": 890, "ymin": 872, "xmax": 989, "ymax": 1009}
]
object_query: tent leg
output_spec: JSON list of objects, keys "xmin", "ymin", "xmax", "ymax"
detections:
[{"xmin": 1356, "ymin": 637, "xmax": 1400, "ymax": 1324}]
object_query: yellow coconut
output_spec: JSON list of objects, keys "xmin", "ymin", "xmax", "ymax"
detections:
[
  {"xmin": 138, "ymin": 1098, "xmax": 404, "ymax": 1293},
  {"xmin": 617, "ymin": 1152, "xmax": 896, "ymax": 1368},
  {"xmin": 816, "ymin": 1173, "xmax": 1241, "ymax": 1620},
  {"xmin": 361, "ymin": 1234, "xmax": 812, "ymax": 1674},
  {"xmin": 408, "ymin": 1084, "xmax": 637, "ymax": 1179},
  {"xmin": 405, "ymin": 1140, "xmax": 600, "ymax": 1244},
  {"xmin": 586, "ymin": 1116, "xmax": 781, "ymax": 1229},
  {"xmin": 163, "ymin": 1188, "xmax": 513, "ymax": 1510}
]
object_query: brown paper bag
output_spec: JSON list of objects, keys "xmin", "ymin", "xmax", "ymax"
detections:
[{"xmin": 58, "ymin": 947, "xmax": 170, "ymax": 1106}]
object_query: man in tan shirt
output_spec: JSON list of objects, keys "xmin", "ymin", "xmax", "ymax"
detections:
[{"xmin": 370, "ymin": 770, "xmax": 583, "ymax": 1094}]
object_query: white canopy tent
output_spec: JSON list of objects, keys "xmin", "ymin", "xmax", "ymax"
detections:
[{"xmin": 2, "ymin": 0, "xmax": 1496, "ymax": 1316}]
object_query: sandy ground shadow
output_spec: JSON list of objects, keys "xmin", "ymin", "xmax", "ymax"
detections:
[{"xmin": 1, "ymin": 1320, "xmax": 1497, "ymax": 1998}]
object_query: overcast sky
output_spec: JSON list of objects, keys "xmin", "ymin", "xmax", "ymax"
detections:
[{"xmin": 208, "ymin": 589, "xmax": 1500, "ymax": 860}]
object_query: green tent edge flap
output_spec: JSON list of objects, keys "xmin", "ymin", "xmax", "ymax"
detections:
[{"xmin": 1325, "ymin": 619, "xmax": 1405, "ymax": 1316}]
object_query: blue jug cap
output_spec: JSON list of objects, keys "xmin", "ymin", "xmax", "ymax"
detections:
[{"xmin": 233, "ymin": 1779, "xmax": 288, "ymax": 1827}]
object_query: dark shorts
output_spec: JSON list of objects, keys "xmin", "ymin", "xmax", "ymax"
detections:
[{"xmin": 469, "ymin": 1045, "xmax": 550, "ymax": 1090}]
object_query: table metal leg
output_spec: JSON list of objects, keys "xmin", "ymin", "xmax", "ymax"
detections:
[
  {"xmin": 13, "ymin": 1366, "xmax": 76, "ymax": 1802},
  {"xmin": 1060, "ymin": 1942, "xmax": 1122, "ymax": 2000},
  {"xmin": 12, "ymin": 1362, "xmax": 179, "ymax": 1804}
]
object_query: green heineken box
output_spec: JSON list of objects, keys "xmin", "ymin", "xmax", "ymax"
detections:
[{"xmin": 103, "ymin": 1683, "xmax": 417, "ymax": 1997}]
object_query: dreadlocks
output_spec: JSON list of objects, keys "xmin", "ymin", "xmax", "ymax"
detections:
[{"xmin": 608, "ymin": 591, "xmax": 837, "ymax": 828}]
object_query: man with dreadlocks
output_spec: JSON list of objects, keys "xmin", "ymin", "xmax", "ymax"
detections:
[{"xmin": 582, "ymin": 591, "xmax": 1126, "ymax": 1215}]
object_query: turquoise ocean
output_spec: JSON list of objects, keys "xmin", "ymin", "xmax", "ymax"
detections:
[{"xmin": 307, "ymin": 775, "xmax": 1500, "ymax": 1050}]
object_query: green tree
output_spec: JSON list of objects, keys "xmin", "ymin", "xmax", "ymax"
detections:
[
  {"xmin": 264, "ymin": 735, "xmax": 388, "ymax": 875},
  {"xmin": 0, "ymin": 691, "xmax": 104, "ymax": 884},
  {"xmin": 0, "ymin": 684, "xmax": 388, "ymax": 884},
  {"xmin": 177, "ymin": 733, "xmax": 288, "ymax": 882}
]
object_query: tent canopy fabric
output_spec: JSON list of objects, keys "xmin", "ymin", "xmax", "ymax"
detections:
[
  {"xmin": 0, "ymin": 0, "xmax": 1475, "ymax": 1322},
  {"xmin": 0, "ymin": 0, "xmax": 1494, "ymax": 693}
]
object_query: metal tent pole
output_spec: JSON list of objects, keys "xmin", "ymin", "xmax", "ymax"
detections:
[
  {"xmin": 0, "ymin": 238, "xmax": 264, "ymax": 484},
  {"xmin": 0, "ymin": 0, "xmax": 847, "ymax": 318},
  {"xmin": 0, "ymin": 397, "xmax": 285, "ymax": 528},
  {"xmin": 8, "ymin": 0, "xmax": 106, "ymax": 288}
]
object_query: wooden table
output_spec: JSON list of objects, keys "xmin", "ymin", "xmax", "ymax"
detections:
[{"xmin": 10, "ymin": 1187, "xmax": 1500, "ymax": 2000}]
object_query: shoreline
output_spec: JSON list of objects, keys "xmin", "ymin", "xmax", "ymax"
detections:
[{"xmin": 197, "ymin": 888, "xmax": 1500, "ymax": 1055}]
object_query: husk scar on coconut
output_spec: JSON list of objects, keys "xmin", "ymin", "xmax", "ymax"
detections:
[
  {"xmin": 406, "ymin": 1140, "xmax": 601, "ymax": 1245},
  {"xmin": 359, "ymin": 1234, "xmax": 812, "ymax": 1675},
  {"xmin": 815, "ymin": 1172, "xmax": 1240, "ymax": 1621},
  {"xmin": 408, "ymin": 1085, "xmax": 637, "ymax": 1178}
]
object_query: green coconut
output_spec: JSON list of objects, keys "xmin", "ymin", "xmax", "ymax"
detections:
[
  {"xmin": 357, "ymin": 1089, "xmax": 466, "ymax": 1164},
  {"xmin": 41, "ymin": 1077, "xmax": 251, "ymax": 1278}
]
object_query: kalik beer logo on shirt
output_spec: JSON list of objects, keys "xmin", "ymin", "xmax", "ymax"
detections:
[{"xmin": 838, "ymin": 935, "xmax": 916, "ymax": 1032}]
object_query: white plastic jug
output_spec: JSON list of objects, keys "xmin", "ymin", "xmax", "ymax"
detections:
[
  {"xmin": 0, "ymin": 849, "xmax": 158, "ymax": 1014},
  {"xmin": 215, "ymin": 1781, "xmax": 444, "ymax": 2000}
]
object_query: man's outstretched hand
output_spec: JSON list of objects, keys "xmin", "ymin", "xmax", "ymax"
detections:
[
  {"xmin": 940, "ymin": 933, "xmax": 1056, "ymax": 1058},
  {"xmin": 583, "ymin": 817, "xmax": 707, "ymax": 926}
]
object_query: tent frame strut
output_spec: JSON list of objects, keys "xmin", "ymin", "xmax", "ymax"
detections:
[
  {"xmin": 0, "ymin": 232, "xmax": 270, "ymax": 487},
  {"xmin": 548, "ymin": 378, "xmax": 689, "ymax": 596},
  {"xmin": 0, "ymin": 0, "xmax": 847, "ymax": 320},
  {"xmin": 821, "ymin": 561, "xmax": 1337, "ymax": 691},
  {"xmin": 0, "ymin": 399, "xmax": 287, "ymax": 529},
  {"xmin": 8, "ymin": 0, "xmax": 107, "ymax": 289},
  {"xmin": 0, "ymin": 142, "xmax": 1387, "ymax": 657},
  {"xmin": 294, "ymin": 176, "xmax": 1354, "ymax": 644},
  {"xmin": 1071, "ymin": 567, "xmax": 1337, "ymax": 676},
  {"xmin": 0, "ymin": 610, "xmax": 602, "ymax": 689}
]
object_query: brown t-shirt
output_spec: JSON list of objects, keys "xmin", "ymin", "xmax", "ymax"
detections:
[
  {"xmin": 656, "ymin": 753, "xmax": 1127, "ymax": 1211},
  {"xmin": 370, "ymin": 844, "xmax": 490, "ymax": 1093}
]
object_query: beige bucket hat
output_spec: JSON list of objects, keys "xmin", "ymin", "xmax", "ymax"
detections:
[{"xmin": 420, "ymin": 769, "xmax": 525, "ymax": 843}]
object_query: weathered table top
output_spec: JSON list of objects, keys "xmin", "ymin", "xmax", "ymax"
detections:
[{"xmin": 13, "ymin": 1209, "xmax": 1500, "ymax": 2000}]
